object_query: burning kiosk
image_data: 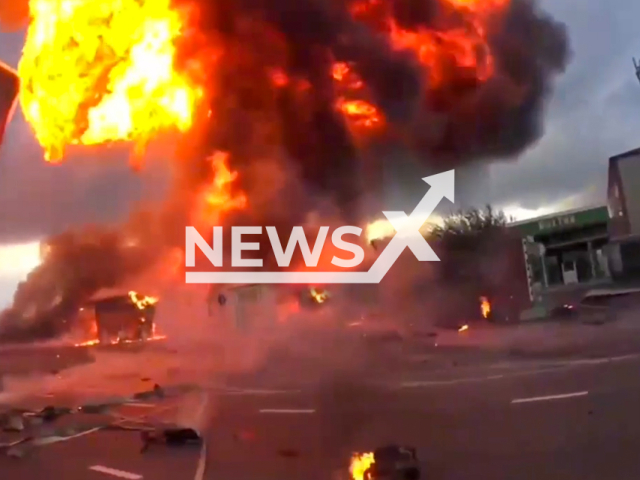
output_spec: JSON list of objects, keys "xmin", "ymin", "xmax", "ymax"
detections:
[{"xmin": 82, "ymin": 290, "xmax": 158, "ymax": 344}]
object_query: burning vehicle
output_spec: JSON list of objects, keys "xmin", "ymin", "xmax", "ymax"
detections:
[
  {"xmin": 75, "ymin": 290, "xmax": 162, "ymax": 346},
  {"xmin": 0, "ymin": 60, "xmax": 19, "ymax": 150}
]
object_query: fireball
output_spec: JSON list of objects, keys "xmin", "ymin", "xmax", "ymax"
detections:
[{"xmin": 18, "ymin": 0, "xmax": 204, "ymax": 164}]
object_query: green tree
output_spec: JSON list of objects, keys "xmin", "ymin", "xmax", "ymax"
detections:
[{"xmin": 425, "ymin": 205, "xmax": 515, "ymax": 325}]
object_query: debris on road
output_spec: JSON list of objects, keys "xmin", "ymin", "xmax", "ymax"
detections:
[
  {"xmin": 0, "ymin": 383, "xmax": 206, "ymax": 459},
  {"xmin": 277, "ymin": 448, "xmax": 300, "ymax": 458},
  {"xmin": 140, "ymin": 427, "xmax": 203, "ymax": 452}
]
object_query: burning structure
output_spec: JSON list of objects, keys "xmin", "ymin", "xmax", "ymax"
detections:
[
  {"xmin": 0, "ymin": 0, "xmax": 570, "ymax": 342},
  {"xmin": 75, "ymin": 290, "xmax": 161, "ymax": 346}
]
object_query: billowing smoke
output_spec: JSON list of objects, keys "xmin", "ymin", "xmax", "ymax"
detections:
[
  {"xmin": 0, "ymin": 0, "xmax": 569, "ymax": 341},
  {"xmin": 191, "ymin": 0, "xmax": 570, "ymax": 191}
]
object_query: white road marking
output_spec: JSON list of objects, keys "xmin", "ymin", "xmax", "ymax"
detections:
[
  {"xmin": 511, "ymin": 391, "xmax": 588, "ymax": 404},
  {"xmin": 89, "ymin": 465, "xmax": 143, "ymax": 480},
  {"xmin": 259, "ymin": 408, "xmax": 315, "ymax": 414},
  {"xmin": 123, "ymin": 402, "xmax": 156, "ymax": 408},
  {"xmin": 194, "ymin": 442, "xmax": 207, "ymax": 480},
  {"xmin": 33, "ymin": 427, "xmax": 103, "ymax": 445}
]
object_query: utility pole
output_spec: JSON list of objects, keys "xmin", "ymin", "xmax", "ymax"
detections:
[{"xmin": 634, "ymin": 57, "xmax": 640, "ymax": 85}]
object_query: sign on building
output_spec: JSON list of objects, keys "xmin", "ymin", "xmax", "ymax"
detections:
[{"xmin": 537, "ymin": 214, "xmax": 576, "ymax": 231}]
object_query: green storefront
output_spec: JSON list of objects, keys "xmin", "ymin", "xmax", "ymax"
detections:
[{"xmin": 509, "ymin": 206, "xmax": 610, "ymax": 291}]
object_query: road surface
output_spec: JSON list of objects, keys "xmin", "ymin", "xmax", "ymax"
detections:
[{"xmin": 3, "ymin": 353, "xmax": 640, "ymax": 480}]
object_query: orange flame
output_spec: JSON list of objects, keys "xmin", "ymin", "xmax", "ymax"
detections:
[
  {"xmin": 350, "ymin": 452, "xmax": 375, "ymax": 480},
  {"xmin": 129, "ymin": 291, "xmax": 159, "ymax": 310},
  {"xmin": 194, "ymin": 151, "xmax": 248, "ymax": 227},
  {"xmin": 332, "ymin": 62, "xmax": 382, "ymax": 128},
  {"xmin": 335, "ymin": 0, "xmax": 510, "ymax": 128},
  {"xmin": 309, "ymin": 287, "xmax": 329, "ymax": 304},
  {"xmin": 480, "ymin": 296, "xmax": 491, "ymax": 318},
  {"xmin": 18, "ymin": 0, "xmax": 204, "ymax": 163}
]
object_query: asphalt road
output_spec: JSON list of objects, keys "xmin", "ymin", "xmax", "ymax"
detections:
[{"xmin": 4, "ymin": 352, "xmax": 640, "ymax": 480}]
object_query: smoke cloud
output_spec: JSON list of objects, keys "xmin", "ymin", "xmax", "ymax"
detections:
[{"xmin": 0, "ymin": 0, "xmax": 569, "ymax": 342}]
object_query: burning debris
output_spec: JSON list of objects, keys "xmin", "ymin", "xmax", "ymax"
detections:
[
  {"xmin": 0, "ymin": 0, "xmax": 569, "ymax": 341},
  {"xmin": 350, "ymin": 446, "xmax": 420, "ymax": 480},
  {"xmin": 309, "ymin": 287, "xmax": 330, "ymax": 305},
  {"xmin": 480, "ymin": 296, "xmax": 491, "ymax": 319},
  {"xmin": 351, "ymin": 452, "xmax": 376, "ymax": 480}
]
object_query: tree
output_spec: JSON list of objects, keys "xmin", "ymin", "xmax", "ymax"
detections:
[{"xmin": 424, "ymin": 205, "xmax": 515, "ymax": 325}]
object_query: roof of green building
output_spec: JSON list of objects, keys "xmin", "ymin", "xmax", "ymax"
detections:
[{"xmin": 508, "ymin": 205, "xmax": 609, "ymax": 237}]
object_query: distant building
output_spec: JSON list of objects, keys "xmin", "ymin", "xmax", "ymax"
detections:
[
  {"xmin": 606, "ymin": 147, "xmax": 640, "ymax": 280},
  {"xmin": 509, "ymin": 205, "xmax": 611, "ymax": 298},
  {"xmin": 0, "ymin": 60, "xmax": 19, "ymax": 150}
]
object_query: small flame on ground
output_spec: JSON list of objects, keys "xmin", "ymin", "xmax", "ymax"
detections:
[
  {"xmin": 309, "ymin": 287, "xmax": 329, "ymax": 304},
  {"xmin": 480, "ymin": 296, "xmax": 491, "ymax": 318},
  {"xmin": 458, "ymin": 324, "xmax": 469, "ymax": 333},
  {"xmin": 350, "ymin": 452, "xmax": 375, "ymax": 480}
]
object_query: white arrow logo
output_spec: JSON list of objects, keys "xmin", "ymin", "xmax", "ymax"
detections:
[{"xmin": 186, "ymin": 169, "xmax": 454, "ymax": 284}]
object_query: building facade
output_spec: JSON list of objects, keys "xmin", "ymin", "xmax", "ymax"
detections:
[
  {"xmin": 509, "ymin": 206, "xmax": 611, "ymax": 297},
  {"xmin": 606, "ymin": 147, "xmax": 640, "ymax": 280}
]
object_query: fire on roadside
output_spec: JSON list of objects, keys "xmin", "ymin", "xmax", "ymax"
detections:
[
  {"xmin": 480, "ymin": 296, "xmax": 491, "ymax": 319},
  {"xmin": 458, "ymin": 324, "xmax": 469, "ymax": 333},
  {"xmin": 73, "ymin": 291, "xmax": 166, "ymax": 347},
  {"xmin": 350, "ymin": 452, "xmax": 375, "ymax": 480}
]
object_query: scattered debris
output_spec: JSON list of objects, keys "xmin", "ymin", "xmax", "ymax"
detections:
[
  {"xmin": 141, "ymin": 427, "xmax": 202, "ymax": 452},
  {"xmin": 133, "ymin": 384, "xmax": 164, "ymax": 400},
  {"xmin": 1, "ymin": 413, "xmax": 24, "ymax": 432},
  {"xmin": 0, "ymin": 383, "xmax": 206, "ymax": 459},
  {"xmin": 277, "ymin": 448, "xmax": 300, "ymax": 458},
  {"xmin": 37, "ymin": 405, "xmax": 73, "ymax": 422}
]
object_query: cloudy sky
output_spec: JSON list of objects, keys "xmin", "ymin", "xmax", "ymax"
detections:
[{"xmin": 0, "ymin": 0, "xmax": 639, "ymax": 306}]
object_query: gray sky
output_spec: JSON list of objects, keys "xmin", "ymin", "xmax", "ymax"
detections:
[{"xmin": 1, "ymin": 0, "xmax": 640, "ymax": 244}]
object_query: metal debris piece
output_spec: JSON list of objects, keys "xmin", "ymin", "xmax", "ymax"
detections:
[
  {"xmin": 133, "ymin": 384, "xmax": 164, "ymax": 400},
  {"xmin": 1, "ymin": 413, "xmax": 24, "ymax": 432},
  {"xmin": 141, "ymin": 427, "xmax": 202, "ymax": 452},
  {"xmin": 6, "ymin": 446, "xmax": 26, "ymax": 458},
  {"xmin": 277, "ymin": 448, "xmax": 300, "ymax": 458},
  {"xmin": 37, "ymin": 405, "xmax": 73, "ymax": 422},
  {"xmin": 367, "ymin": 445, "xmax": 421, "ymax": 480},
  {"xmin": 78, "ymin": 403, "xmax": 110, "ymax": 414}
]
